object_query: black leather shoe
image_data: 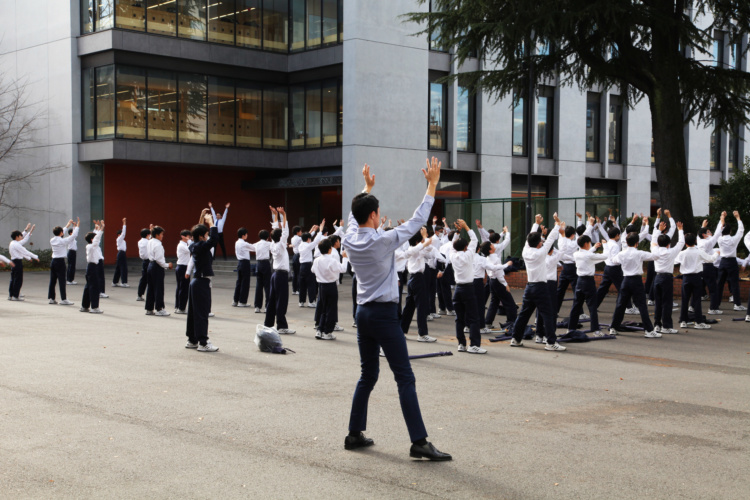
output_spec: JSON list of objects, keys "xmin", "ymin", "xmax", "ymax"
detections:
[
  {"xmin": 409, "ymin": 441, "xmax": 452, "ymax": 461},
  {"xmin": 344, "ymin": 432, "xmax": 374, "ymax": 450}
]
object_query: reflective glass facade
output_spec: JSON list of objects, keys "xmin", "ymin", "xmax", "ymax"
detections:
[
  {"xmin": 428, "ymin": 81, "xmax": 447, "ymax": 150},
  {"xmin": 586, "ymin": 93, "xmax": 600, "ymax": 161},
  {"xmin": 456, "ymin": 86, "xmax": 475, "ymax": 152},
  {"xmin": 512, "ymin": 96, "xmax": 526, "ymax": 156},
  {"xmin": 608, "ymin": 95, "xmax": 622, "ymax": 163},
  {"xmin": 537, "ymin": 93, "xmax": 552, "ymax": 158}
]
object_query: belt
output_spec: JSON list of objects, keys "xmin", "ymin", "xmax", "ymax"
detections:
[
  {"xmin": 52, "ymin": 256, "xmax": 65, "ymax": 260},
  {"xmin": 657, "ymin": 272, "xmax": 673, "ymax": 276},
  {"xmin": 456, "ymin": 282, "xmax": 472, "ymax": 286},
  {"xmin": 274, "ymin": 268, "xmax": 289, "ymax": 273},
  {"xmin": 257, "ymin": 259, "xmax": 270, "ymax": 262}
]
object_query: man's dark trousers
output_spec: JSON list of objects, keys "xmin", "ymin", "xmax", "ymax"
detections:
[
  {"xmin": 318, "ymin": 282, "xmax": 338, "ymax": 334},
  {"xmin": 512, "ymin": 282, "xmax": 558, "ymax": 344},
  {"xmin": 81, "ymin": 262, "xmax": 100, "ymax": 309},
  {"xmin": 234, "ymin": 259, "xmax": 251, "ymax": 305},
  {"xmin": 400, "ymin": 271, "xmax": 429, "ymax": 336},
  {"xmin": 556, "ymin": 263, "xmax": 578, "ymax": 313},
  {"xmin": 138, "ymin": 259, "xmax": 149, "ymax": 297},
  {"xmin": 610, "ymin": 276, "xmax": 654, "ymax": 331},
  {"xmin": 216, "ymin": 232, "xmax": 227, "ymax": 259},
  {"xmin": 48, "ymin": 257, "xmax": 67, "ymax": 301},
  {"xmin": 186, "ymin": 277, "xmax": 211, "ymax": 345},
  {"xmin": 298, "ymin": 262, "xmax": 316, "ymax": 303},
  {"xmin": 264, "ymin": 270, "xmax": 289, "ymax": 330},
  {"xmin": 595, "ymin": 264, "xmax": 623, "ymax": 307},
  {"xmin": 653, "ymin": 273, "xmax": 675, "ymax": 329},
  {"xmin": 453, "ymin": 283, "xmax": 481, "ymax": 347},
  {"xmin": 175, "ymin": 264, "xmax": 189, "ymax": 310},
  {"xmin": 254, "ymin": 259, "xmax": 271, "ymax": 309},
  {"xmin": 680, "ymin": 273, "xmax": 705, "ymax": 324},
  {"xmin": 567, "ymin": 275, "xmax": 599, "ymax": 331},
  {"xmin": 291, "ymin": 253, "xmax": 301, "ymax": 293},
  {"xmin": 66, "ymin": 249, "xmax": 76, "ymax": 283},
  {"xmin": 472, "ymin": 277, "xmax": 487, "ymax": 328},
  {"xmin": 645, "ymin": 261, "xmax": 656, "ymax": 301},
  {"xmin": 425, "ymin": 266, "xmax": 437, "ymax": 314},
  {"xmin": 113, "ymin": 250, "xmax": 128, "ymax": 284},
  {"xmin": 710, "ymin": 258, "xmax": 741, "ymax": 310},
  {"xmin": 485, "ymin": 278, "xmax": 517, "ymax": 329},
  {"xmin": 349, "ymin": 302, "xmax": 428, "ymax": 442},
  {"xmin": 9, "ymin": 259, "xmax": 23, "ymax": 298},
  {"xmin": 146, "ymin": 263, "xmax": 166, "ymax": 311},
  {"xmin": 97, "ymin": 260, "xmax": 105, "ymax": 294},
  {"xmin": 536, "ymin": 280, "xmax": 558, "ymax": 338},
  {"xmin": 437, "ymin": 264, "xmax": 454, "ymax": 313}
]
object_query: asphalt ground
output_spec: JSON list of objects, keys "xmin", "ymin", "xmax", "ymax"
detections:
[{"xmin": 1, "ymin": 271, "xmax": 749, "ymax": 499}]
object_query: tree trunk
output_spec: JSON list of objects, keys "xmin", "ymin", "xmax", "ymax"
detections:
[{"xmin": 648, "ymin": 84, "xmax": 697, "ymax": 234}]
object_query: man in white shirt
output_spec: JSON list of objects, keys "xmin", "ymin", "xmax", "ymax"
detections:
[
  {"xmin": 66, "ymin": 227, "xmax": 78, "ymax": 285},
  {"xmin": 112, "ymin": 218, "xmax": 129, "ymax": 287},
  {"xmin": 697, "ymin": 217, "xmax": 723, "ymax": 307},
  {"xmin": 744, "ymin": 229, "xmax": 750, "ymax": 319},
  {"xmin": 594, "ymin": 225, "xmax": 624, "ymax": 308},
  {"xmin": 253, "ymin": 222, "xmax": 274, "ymax": 313},
  {"xmin": 298, "ymin": 222, "xmax": 324, "ymax": 307},
  {"xmin": 510, "ymin": 213, "xmax": 565, "ymax": 351},
  {"xmin": 145, "ymin": 226, "xmax": 173, "ymax": 316},
  {"xmin": 676, "ymin": 232, "xmax": 719, "ymax": 329},
  {"xmin": 209, "ymin": 201, "xmax": 230, "ymax": 260},
  {"xmin": 8, "ymin": 224, "xmax": 38, "ymax": 300},
  {"xmin": 400, "ymin": 227, "xmax": 437, "ymax": 342},
  {"xmin": 436, "ymin": 232, "xmax": 456, "ymax": 317},
  {"xmin": 264, "ymin": 207, "xmax": 295, "ymax": 334},
  {"xmin": 424, "ymin": 236, "xmax": 445, "ymax": 319},
  {"xmin": 312, "ymin": 239, "xmax": 349, "ymax": 340},
  {"xmin": 643, "ymin": 209, "xmax": 671, "ymax": 302},
  {"xmin": 290, "ymin": 225, "xmax": 303, "ymax": 294},
  {"xmin": 484, "ymin": 230, "xmax": 517, "ymax": 330},
  {"xmin": 136, "ymin": 226, "xmax": 152, "ymax": 301},
  {"xmin": 174, "ymin": 229, "xmax": 192, "ymax": 314},
  {"xmin": 80, "ymin": 221, "xmax": 105, "ymax": 313},
  {"xmin": 233, "ymin": 227, "xmax": 255, "ymax": 307},
  {"xmin": 565, "ymin": 235, "xmax": 608, "ymax": 335},
  {"xmin": 709, "ymin": 210, "xmax": 746, "ymax": 313},
  {"xmin": 650, "ymin": 221, "xmax": 685, "ymax": 334},
  {"xmin": 449, "ymin": 221, "xmax": 486, "ymax": 352},
  {"xmin": 49, "ymin": 219, "xmax": 79, "ymax": 305},
  {"xmin": 477, "ymin": 240, "xmax": 515, "ymax": 337}
]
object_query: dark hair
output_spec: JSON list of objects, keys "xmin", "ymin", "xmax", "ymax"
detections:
[
  {"xmin": 453, "ymin": 238, "xmax": 468, "ymax": 251},
  {"xmin": 11, "ymin": 230, "xmax": 22, "ymax": 240},
  {"xmin": 626, "ymin": 232, "xmax": 639, "ymax": 247},
  {"xmin": 488, "ymin": 229, "xmax": 496, "ymax": 234},
  {"xmin": 84, "ymin": 232, "xmax": 96, "ymax": 244},
  {"xmin": 575, "ymin": 224, "xmax": 587, "ymax": 236},
  {"xmin": 435, "ymin": 224, "xmax": 444, "ymax": 232},
  {"xmin": 53, "ymin": 226, "xmax": 63, "ymax": 236},
  {"xmin": 68, "ymin": 228, "xmax": 74, "ymax": 235},
  {"xmin": 527, "ymin": 232, "xmax": 542, "ymax": 248},
  {"xmin": 301, "ymin": 232, "xmax": 312, "ymax": 242},
  {"xmin": 489, "ymin": 232, "xmax": 501, "ymax": 244},
  {"xmin": 191, "ymin": 224, "xmax": 208, "ymax": 240},
  {"xmin": 698, "ymin": 227, "xmax": 710, "ymax": 238},
  {"xmin": 292, "ymin": 225, "xmax": 301, "ymax": 235},
  {"xmin": 722, "ymin": 224, "xmax": 731, "ymax": 236},
  {"xmin": 624, "ymin": 224, "xmax": 636, "ymax": 234},
  {"xmin": 152, "ymin": 226, "xmax": 164, "ymax": 237},
  {"xmin": 577, "ymin": 235, "xmax": 591, "ymax": 248},
  {"xmin": 657, "ymin": 234, "xmax": 671, "ymax": 247},
  {"xmin": 447, "ymin": 230, "xmax": 456, "ymax": 240},
  {"xmin": 351, "ymin": 193, "xmax": 379, "ymax": 224},
  {"xmin": 140, "ymin": 228, "xmax": 150, "ymax": 238},
  {"xmin": 425, "ymin": 225, "xmax": 434, "ymax": 237},
  {"xmin": 271, "ymin": 228, "xmax": 283, "ymax": 243},
  {"xmin": 180, "ymin": 229, "xmax": 191, "ymax": 237},
  {"xmin": 685, "ymin": 233, "xmax": 697, "ymax": 246},
  {"xmin": 258, "ymin": 229, "xmax": 270, "ymax": 241},
  {"xmin": 608, "ymin": 227, "xmax": 621, "ymax": 239},
  {"xmin": 328, "ymin": 234, "xmax": 341, "ymax": 246},
  {"xmin": 237, "ymin": 227, "xmax": 248, "ymax": 238},
  {"xmin": 318, "ymin": 239, "xmax": 332, "ymax": 255},
  {"xmin": 564, "ymin": 226, "xmax": 576, "ymax": 238},
  {"xmin": 116, "ymin": 229, "xmax": 122, "ymax": 236},
  {"xmin": 479, "ymin": 241, "xmax": 492, "ymax": 256},
  {"xmin": 408, "ymin": 231, "xmax": 422, "ymax": 247}
]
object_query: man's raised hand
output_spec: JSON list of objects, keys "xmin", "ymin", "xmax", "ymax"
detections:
[
  {"xmin": 676, "ymin": 221, "xmax": 684, "ymax": 230},
  {"xmin": 733, "ymin": 210, "xmax": 741, "ymax": 220},
  {"xmin": 535, "ymin": 214, "xmax": 543, "ymax": 224},
  {"xmin": 553, "ymin": 212, "xmax": 560, "ymax": 224},
  {"xmin": 422, "ymin": 157, "xmax": 441, "ymax": 189},
  {"xmin": 362, "ymin": 163, "xmax": 375, "ymax": 193},
  {"xmin": 659, "ymin": 222, "xmax": 667, "ymax": 232}
]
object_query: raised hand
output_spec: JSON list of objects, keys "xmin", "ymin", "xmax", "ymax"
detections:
[
  {"xmin": 362, "ymin": 163, "xmax": 375, "ymax": 193},
  {"xmin": 225, "ymin": 202, "xmax": 230, "ymax": 208},
  {"xmin": 733, "ymin": 210, "xmax": 741, "ymax": 219},
  {"xmin": 553, "ymin": 212, "xmax": 560, "ymax": 224},
  {"xmin": 208, "ymin": 201, "xmax": 212, "ymax": 208},
  {"xmin": 656, "ymin": 207, "xmax": 661, "ymax": 217},
  {"xmin": 664, "ymin": 209, "xmax": 671, "ymax": 218},
  {"xmin": 702, "ymin": 219, "xmax": 708, "ymax": 228},
  {"xmin": 535, "ymin": 214, "xmax": 543, "ymax": 224},
  {"xmin": 659, "ymin": 221, "xmax": 667, "ymax": 232},
  {"xmin": 475, "ymin": 219, "xmax": 482, "ymax": 229},
  {"xmin": 422, "ymin": 157, "xmax": 441, "ymax": 188},
  {"xmin": 420, "ymin": 227, "xmax": 428, "ymax": 239},
  {"xmin": 122, "ymin": 217, "xmax": 127, "ymax": 224},
  {"xmin": 503, "ymin": 226, "xmax": 508, "ymax": 233},
  {"xmin": 433, "ymin": 216, "xmax": 438, "ymax": 224},
  {"xmin": 676, "ymin": 221, "xmax": 684, "ymax": 230},
  {"xmin": 594, "ymin": 242, "xmax": 602, "ymax": 249}
]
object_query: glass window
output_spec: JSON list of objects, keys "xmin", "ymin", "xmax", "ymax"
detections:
[
  {"xmin": 710, "ymin": 120, "xmax": 720, "ymax": 170},
  {"xmin": 263, "ymin": 85, "xmax": 288, "ymax": 149},
  {"xmin": 83, "ymin": 0, "xmax": 95, "ymax": 33},
  {"xmin": 263, "ymin": 0, "xmax": 288, "ymax": 52},
  {"xmin": 586, "ymin": 94, "xmax": 600, "ymax": 161},
  {"xmin": 512, "ymin": 96, "xmax": 526, "ymax": 156},
  {"xmin": 322, "ymin": 80, "xmax": 338, "ymax": 147},
  {"xmin": 429, "ymin": 81, "xmax": 446, "ymax": 150},
  {"xmin": 236, "ymin": 83, "xmax": 262, "ymax": 147},
  {"xmin": 712, "ymin": 37, "xmax": 724, "ymax": 67},
  {"xmin": 338, "ymin": 80, "xmax": 343, "ymax": 143},
  {"xmin": 178, "ymin": 74, "xmax": 207, "ymax": 144},
  {"xmin": 429, "ymin": 1, "xmax": 445, "ymax": 52},
  {"xmin": 97, "ymin": 0, "xmax": 115, "ymax": 30},
  {"xmin": 178, "ymin": 0, "xmax": 207, "ymax": 41},
  {"xmin": 290, "ymin": 85, "xmax": 306, "ymax": 149},
  {"xmin": 208, "ymin": 0, "xmax": 236, "ymax": 45},
  {"xmin": 728, "ymin": 42, "xmax": 742, "ymax": 70},
  {"xmin": 90, "ymin": 164, "xmax": 104, "ymax": 222},
  {"xmin": 537, "ymin": 94, "xmax": 552, "ymax": 158},
  {"xmin": 236, "ymin": 1, "xmax": 261, "ymax": 49},
  {"xmin": 306, "ymin": 82, "xmax": 322, "ymax": 148},
  {"xmin": 147, "ymin": 70, "xmax": 178, "ymax": 142},
  {"xmin": 457, "ymin": 86, "xmax": 475, "ymax": 152},
  {"xmin": 146, "ymin": 0, "xmax": 177, "ymax": 36},
  {"xmin": 306, "ymin": 0, "xmax": 321, "ymax": 49},
  {"xmin": 95, "ymin": 66, "xmax": 115, "ymax": 139},
  {"xmin": 291, "ymin": 0, "xmax": 306, "ymax": 51},
  {"xmin": 729, "ymin": 125, "xmax": 740, "ymax": 172},
  {"xmin": 608, "ymin": 96, "xmax": 622, "ymax": 163},
  {"xmin": 585, "ymin": 180, "xmax": 618, "ymax": 218},
  {"xmin": 116, "ymin": 0, "xmax": 146, "ymax": 31},
  {"xmin": 208, "ymin": 77, "xmax": 236, "ymax": 146},
  {"xmin": 323, "ymin": 0, "xmax": 338, "ymax": 45},
  {"xmin": 83, "ymin": 68, "xmax": 96, "ymax": 140},
  {"xmin": 338, "ymin": 0, "xmax": 343, "ymax": 41},
  {"xmin": 116, "ymin": 66, "xmax": 147, "ymax": 140}
]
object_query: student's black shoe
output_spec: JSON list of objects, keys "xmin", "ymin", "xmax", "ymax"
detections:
[
  {"xmin": 344, "ymin": 432, "xmax": 374, "ymax": 450},
  {"xmin": 409, "ymin": 441, "xmax": 452, "ymax": 461}
]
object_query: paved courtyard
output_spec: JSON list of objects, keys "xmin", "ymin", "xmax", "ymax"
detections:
[{"xmin": 1, "ymin": 270, "xmax": 749, "ymax": 499}]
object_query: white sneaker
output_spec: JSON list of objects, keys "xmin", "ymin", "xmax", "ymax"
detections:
[
  {"xmin": 432, "ymin": 313, "xmax": 441, "ymax": 319},
  {"xmin": 545, "ymin": 342, "xmax": 567, "ymax": 351},
  {"xmin": 486, "ymin": 324, "xmax": 497, "ymax": 330},
  {"xmin": 679, "ymin": 321, "xmax": 687, "ymax": 328},
  {"xmin": 10, "ymin": 297, "xmax": 24, "ymax": 301},
  {"xmin": 591, "ymin": 330, "xmax": 605, "ymax": 337},
  {"xmin": 467, "ymin": 345, "xmax": 487, "ymax": 354},
  {"xmin": 121, "ymin": 283, "xmax": 130, "ymax": 288},
  {"xmin": 654, "ymin": 325, "xmax": 661, "ymax": 333},
  {"xmin": 708, "ymin": 309, "xmax": 723, "ymax": 315},
  {"xmin": 446, "ymin": 310, "xmax": 457, "ymax": 316},
  {"xmin": 688, "ymin": 306, "xmax": 694, "ymax": 313},
  {"xmin": 175, "ymin": 309, "xmax": 186, "ymax": 315},
  {"xmin": 479, "ymin": 327, "xmax": 492, "ymax": 334},
  {"xmin": 579, "ymin": 313, "xmax": 590, "ymax": 320},
  {"xmin": 352, "ymin": 322, "xmax": 357, "ymax": 328},
  {"xmin": 625, "ymin": 307, "xmax": 639, "ymax": 315},
  {"xmin": 647, "ymin": 300, "xmax": 655, "ymax": 306},
  {"xmin": 185, "ymin": 341, "xmax": 198, "ymax": 349},
  {"xmin": 534, "ymin": 335, "xmax": 545, "ymax": 344},
  {"xmin": 231, "ymin": 302, "xmax": 238, "ymax": 307},
  {"xmin": 457, "ymin": 344, "xmax": 467, "ymax": 352},
  {"xmin": 315, "ymin": 330, "xmax": 323, "ymax": 339},
  {"xmin": 60, "ymin": 299, "xmax": 74, "ymax": 306},
  {"xmin": 136, "ymin": 296, "xmax": 145, "ymax": 301},
  {"xmin": 237, "ymin": 303, "xmax": 250, "ymax": 308},
  {"xmin": 426, "ymin": 315, "xmax": 433, "ymax": 322},
  {"xmin": 90, "ymin": 308, "xmax": 103, "ymax": 314},
  {"xmin": 728, "ymin": 296, "xmax": 734, "ymax": 303},
  {"xmin": 644, "ymin": 330, "xmax": 662, "ymax": 338},
  {"xmin": 733, "ymin": 304, "xmax": 747, "ymax": 311},
  {"xmin": 333, "ymin": 324, "xmax": 344, "ymax": 332},
  {"xmin": 694, "ymin": 323, "xmax": 711, "ymax": 330},
  {"xmin": 609, "ymin": 328, "xmax": 619, "ymax": 336},
  {"xmin": 48, "ymin": 299, "xmax": 57, "ymax": 304},
  {"xmin": 701, "ymin": 295, "xmax": 709, "ymax": 301},
  {"xmin": 418, "ymin": 335, "xmax": 437, "ymax": 342},
  {"xmin": 145, "ymin": 310, "xmax": 155, "ymax": 315},
  {"xmin": 79, "ymin": 307, "xmax": 89, "ymax": 312},
  {"xmin": 379, "ymin": 347, "xmax": 385, "ymax": 357},
  {"xmin": 292, "ymin": 291, "xmax": 299, "ymax": 295},
  {"xmin": 307, "ymin": 302, "xmax": 316, "ymax": 308},
  {"xmin": 745, "ymin": 315, "xmax": 750, "ymax": 323},
  {"xmin": 255, "ymin": 307, "xmax": 261, "ymax": 313},
  {"xmin": 208, "ymin": 312, "xmax": 215, "ymax": 317},
  {"xmin": 510, "ymin": 339, "xmax": 524, "ymax": 347},
  {"xmin": 112, "ymin": 283, "xmax": 120, "ymax": 287},
  {"xmin": 320, "ymin": 333, "xmax": 336, "ymax": 340},
  {"xmin": 672, "ymin": 302, "xmax": 678, "ymax": 307},
  {"xmin": 463, "ymin": 326, "xmax": 469, "ymax": 333},
  {"xmin": 298, "ymin": 302, "xmax": 305, "ymax": 308},
  {"xmin": 278, "ymin": 328, "xmax": 296, "ymax": 334},
  {"xmin": 66, "ymin": 281, "xmax": 77, "ymax": 285},
  {"xmin": 155, "ymin": 309, "xmax": 171, "ymax": 316},
  {"xmin": 661, "ymin": 328, "xmax": 678, "ymax": 334},
  {"xmin": 197, "ymin": 341, "xmax": 219, "ymax": 352},
  {"xmin": 99, "ymin": 293, "xmax": 109, "ymax": 298},
  {"xmin": 438, "ymin": 309, "xmax": 447, "ymax": 315},
  {"xmin": 262, "ymin": 308, "xmax": 267, "ymax": 313}
]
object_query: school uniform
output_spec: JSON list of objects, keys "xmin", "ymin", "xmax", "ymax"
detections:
[
  {"xmin": 175, "ymin": 240, "xmax": 191, "ymax": 311},
  {"xmin": 137, "ymin": 237, "xmax": 150, "ymax": 298},
  {"xmin": 448, "ymin": 232, "xmax": 482, "ymax": 347},
  {"xmin": 484, "ymin": 251, "xmax": 517, "ymax": 330},
  {"xmin": 146, "ymin": 238, "xmax": 170, "ymax": 312},
  {"xmin": 66, "ymin": 236, "xmax": 77, "ymax": 283},
  {"xmin": 608, "ymin": 246, "xmax": 657, "ymax": 335},
  {"xmin": 400, "ymin": 241, "xmax": 432, "ymax": 338},
  {"xmin": 697, "ymin": 221, "xmax": 722, "ymax": 302},
  {"xmin": 186, "ymin": 226, "xmax": 219, "ymax": 347},
  {"xmin": 298, "ymin": 232, "xmax": 324, "ymax": 304},
  {"xmin": 112, "ymin": 225, "xmax": 128, "ymax": 285},
  {"xmin": 649, "ymin": 229, "xmax": 685, "ymax": 330},
  {"xmin": 81, "ymin": 230, "xmax": 103, "ymax": 310},
  {"xmin": 710, "ymin": 220, "xmax": 745, "ymax": 310},
  {"xmin": 594, "ymin": 229, "xmax": 624, "ymax": 307},
  {"xmin": 425, "ymin": 245, "xmax": 445, "ymax": 315},
  {"xmin": 264, "ymin": 220, "xmax": 291, "ymax": 331},
  {"xmin": 555, "ymin": 235, "xmax": 579, "ymax": 312},
  {"xmin": 313, "ymin": 246, "xmax": 341, "ymax": 327},
  {"xmin": 395, "ymin": 243, "xmax": 408, "ymax": 318},
  {"xmin": 312, "ymin": 252, "xmax": 349, "ymax": 336},
  {"xmin": 49, "ymin": 226, "xmax": 79, "ymax": 302},
  {"xmin": 536, "ymin": 249, "xmax": 563, "ymax": 339},
  {"xmin": 675, "ymin": 246, "xmax": 718, "ymax": 325},
  {"xmin": 566, "ymin": 246, "xmax": 608, "ymax": 332},
  {"xmin": 210, "ymin": 206, "xmax": 228, "ymax": 259},
  {"xmin": 253, "ymin": 237, "xmax": 273, "ymax": 310},
  {"xmin": 8, "ymin": 231, "xmax": 37, "ymax": 299},
  {"xmin": 234, "ymin": 238, "xmax": 255, "ymax": 306},
  {"xmin": 290, "ymin": 233, "xmax": 302, "ymax": 293},
  {"xmin": 437, "ymin": 239, "xmax": 455, "ymax": 315},
  {"xmin": 644, "ymin": 218, "xmax": 671, "ymax": 300},
  {"xmin": 471, "ymin": 250, "xmax": 491, "ymax": 330}
]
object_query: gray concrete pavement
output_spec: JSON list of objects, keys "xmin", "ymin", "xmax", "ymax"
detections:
[{"xmin": 1, "ymin": 271, "xmax": 749, "ymax": 499}]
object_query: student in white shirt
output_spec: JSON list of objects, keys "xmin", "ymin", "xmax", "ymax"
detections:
[
  {"xmin": 510, "ymin": 213, "xmax": 565, "ymax": 351},
  {"xmin": 174, "ymin": 229, "xmax": 192, "ymax": 314},
  {"xmin": 253, "ymin": 223, "xmax": 274, "ymax": 313},
  {"xmin": 80, "ymin": 221, "xmax": 105, "ymax": 314},
  {"xmin": 400, "ymin": 227, "xmax": 437, "ymax": 342},
  {"xmin": 145, "ymin": 226, "xmax": 173, "ymax": 316},
  {"xmin": 594, "ymin": 224, "xmax": 624, "ymax": 308},
  {"xmin": 436, "ymin": 231, "xmax": 456, "ymax": 317},
  {"xmin": 484, "ymin": 229, "xmax": 512, "ymax": 326},
  {"xmin": 650, "ymin": 221, "xmax": 685, "ymax": 333},
  {"xmin": 697, "ymin": 217, "xmax": 723, "ymax": 307},
  {"xmin": 298, "ymin": 222, "xmax": 324, "ymax": 307},
  {"xmin": 112, "ymin": 218, "xmax": 129, "ymax": 287},
  {"xmin": 676, "ymin": 232, "xmax": 719, "ymax": 329},
  {"xmin": 709, "ymin": 210, "xmax": 746, "ymax": 313},
  {"xmin": 290, "ymin": 225, "xmax": 303, "ymax": 294},
  {"xmin": 209, "ymin": 201, "xmax": 230, "ymax": 260},
  {"xmin": 534, "ymin": 236, "xmax": 565, "ymax": 343},
  {"xmin": 313, "ymin": 235, "xmax": 345, "ymax": 332},
  {"xmin": 49, "ymin": 219, "xmax": 79, "ymax": 305},
  {"xmin": 66, "ymin": 227, "xmax": 78, "ymax": 285},
  {"xmin": 424, "ymin": 233, "xmax": 445, "ymax": 319},
  {"xmin": 136, "ymin": 226, "xmax": 152, "ymax": 301},
  {"xmin": 449, "ymin": 220, "xmax": 487, "ymax": 353},
  {"xmin": 312, "ymin": 238, "xmax": 349, "ymax": 340},
  {"xmin": 0, "ymin": 255, "xmax": 13, "ymax": 270},
  {"xmin": 233, "ymin": 227, "xmax": 255, "ymax": 308},
  {"xmin": 8, "ymin": 224, "xmax": 38, "ymax": 300},
  {"xmin": 565, "ymin": 235, "xmax": 608, "ymax": 335},
  {"xmin": 264, "ymin": 207, "xmax": 295, "ymax": 334}
]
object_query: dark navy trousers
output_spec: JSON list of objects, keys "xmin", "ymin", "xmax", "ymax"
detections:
[
  {"xmin": 9, "ymin": 259, "xmax": 23, "ymax": 298},
  {"xmin": 485, "ymin": 278, "xmax": 517, "ymax": 329},
  {"xmin": 234, "ymin": 259, "xmax": 251, "ymax": 305},
  {"xmin": 254, "ymin": 259, "xmax": 272, "ymax": 309},
  {"xmin": 596, "ymin": 264, "xmax": 623, "ymax": 307},
  {"xmin": 437, "ymin": 264, "xmax": 454, "ymax": 312},
  {"xmin": 318, "ymin": 282, "xmax": 338, "ymax": 334},
  {"xmin": 513, "ymin": 282, "xmax": 558, "ymax": 344},
  {"xmin": 48, "ymin": 257, "xmax": 67, "ymax": 301},
  {"xmin": 536, "ymin": 280, "xmax": 558, "ymax": 337},
  {"xmin": 146, "ymin": 263, "xmax": 165, "ymax": 311},
  {"xmin": 610, "ymin": 276, "xmax": 654, "ymax": 332},
  {"xmin": 645, "ymin": 261, "xmax": 656, "ymax": 301},
  {"xmin": 680, "ymin": 273, "xmax": 705, "ymax": 324},
  {"xmin": 291, "ymin": 253, "xmax": 300, "ymax": 292},
  {"xmin": 710, "ymin": 258, "xmax": 741, "ymax": 310},
  {"xmin": 186, "ymin": 277, "xmax": 211, "ymax": 345},
  {"xmin": 81, "ymin": 262, "xmax": 100, "ymax": 309},
  {"xmin": 66, "ymin": 249, "xmax": 76, "ymax": 283},
  {"xmin": 137, "ymin": 259, "xmax": 149, "ymax": 297},
  {"xmin": 298, "ymin": 262, "xmax": 318, "ymax": 304},
  {"xmin": 264, "ymin": 270, "xmax": 289, "ymax": 329},
  {"xmin": 556, "ymin": 263, "xmax": 578, "ymax": 313},
  {"xmin": 567, "ymin": 275, "xmax": 599, "ymax": 331},
  {"xmin": 401, "ymin": 272, "xmax": 429, "ymax": 336},
  {"xmin": 653, "ymin": 273, "xmax": 675, "ymax": 329},
  {"xmin": 472, "ymin": 277, "xmax": 487, "ymax": 328},
  {"xmin": 113, "ymin": 250, "xmax": 128, "ymax": 284},
  {"xmin": 453, "ymin": 283, "xmax": 481, "ymax": 347},
  {"xmin": 174, "ymin": 264, "xmax": 189, "ymax": 311},
  {"xmin": 702, "ymin": 263, "xmax": 718, "ymax": 304}
]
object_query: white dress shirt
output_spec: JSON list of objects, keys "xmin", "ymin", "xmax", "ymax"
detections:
[
  {"xmin": 521, "ymin": 224, "xmax": 560, "ymax": 283},
  {"xmin": 312, "ymin": 252, "xmax": 349, "ymax": 283},
  {"xmin": 138, "ymin": 237, "xmax": 150, "ymax": 260},
  {"xmin": 717, "ymin": 220, "xmax": 744, "ymax": 258},
  {"xmin": 546, "ymin": 249, "xmax": 563, "ymax": 281},
  {"xmin": 210, "ymin": 207, "xmax": 227, "ymax": 233},
  {"xmin": 405, "ymin": 242, "xmax": 429, "ymax": 274},
  {"xmin": 176, "ymin": 240, "xmax": 191, "ymax": 266},
  {"xmin": 573, "ymin": 247, "xmax": 608, "ymax": 276},
  {"xmin": 9, "ymin": 231, "xmax": 37, "ymax": 261},
  {"xmin": 299, "ymin": 232, "xmax": 323, "ymax": 264},
  {"xmin": 474, "ymin": 252, "xmax": 509, "ymax": 280},
  {"xmin": 291, "ymin": 234, "xmax": 302, "ymax": 254},
  {"xmin": 675, "ymin": 246, "xmax": 719, "ymax": 274},
  {"xmin": 50, "ymin": 227, "xmax": 79, "ymax": 259},
  {"xmin": 602, "ymin": 238, "xmax": 622, "ymax": 266},
  {"xmin": 86, "ymin": 231, "xmax": 104, "ymax": 263},
  {"xmin": 253, "ymin": 239, "xmax": 272, "ymax": 260},
  {"xmin": 558, "ymin": 236, "xmax": 577, "ymax": 264},
  {"xmin": 0, "ymin": 254, "xmax": 10, "ymax": 265},
  {"xmin": 493, "ymin": 232, "xmax": 511, "ymax": 256},
  {"xmin": 478, "ymin": 227, "xmax": 490, "ymax": 243},
  {"xmin": 651, "ymin": 229, "xmax": 685, "ymax": 273},
  {"xmin": 612, "ymin": 246, "xmax": 657, "ymax": 276},
  {"xmin": 451, "ymin": 231, "xmax": 479, "ymax": 284},
  {"xmin": 270, "ymin": 221, "xmax": 290, "ymax": 271},
  {"xmin": 486, "ymin": 253, "xmax": 512, "ymax": 286},
  {"xmin": 116, "ymin": 225, "xmax": 127, "ymax": 252},
  {"xmin": 68, "ymin": 235, "xmax": 78, "ymax": 252},
  {"xmin": 235, "ymin": 239, "xmax": 256, "ymax": 261},
  {"xmin": 744, "ymin": 230, "xmax": 750, "ymax": 257},
  {"xmin": 148, "ymin": 238, "xmax": 169, "ymax": 269},
  {"xmin": 395, "ymin": 242, "xmax": 408, "ymax": 273},
  {"xmin": 425, "ymin": 244, "xmax": 445, "ymax": 269}
]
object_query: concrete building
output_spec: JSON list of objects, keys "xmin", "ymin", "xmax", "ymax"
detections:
[{"xmin": 0, "ymin": 1, "xmax": 746, "ymax": 262}]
